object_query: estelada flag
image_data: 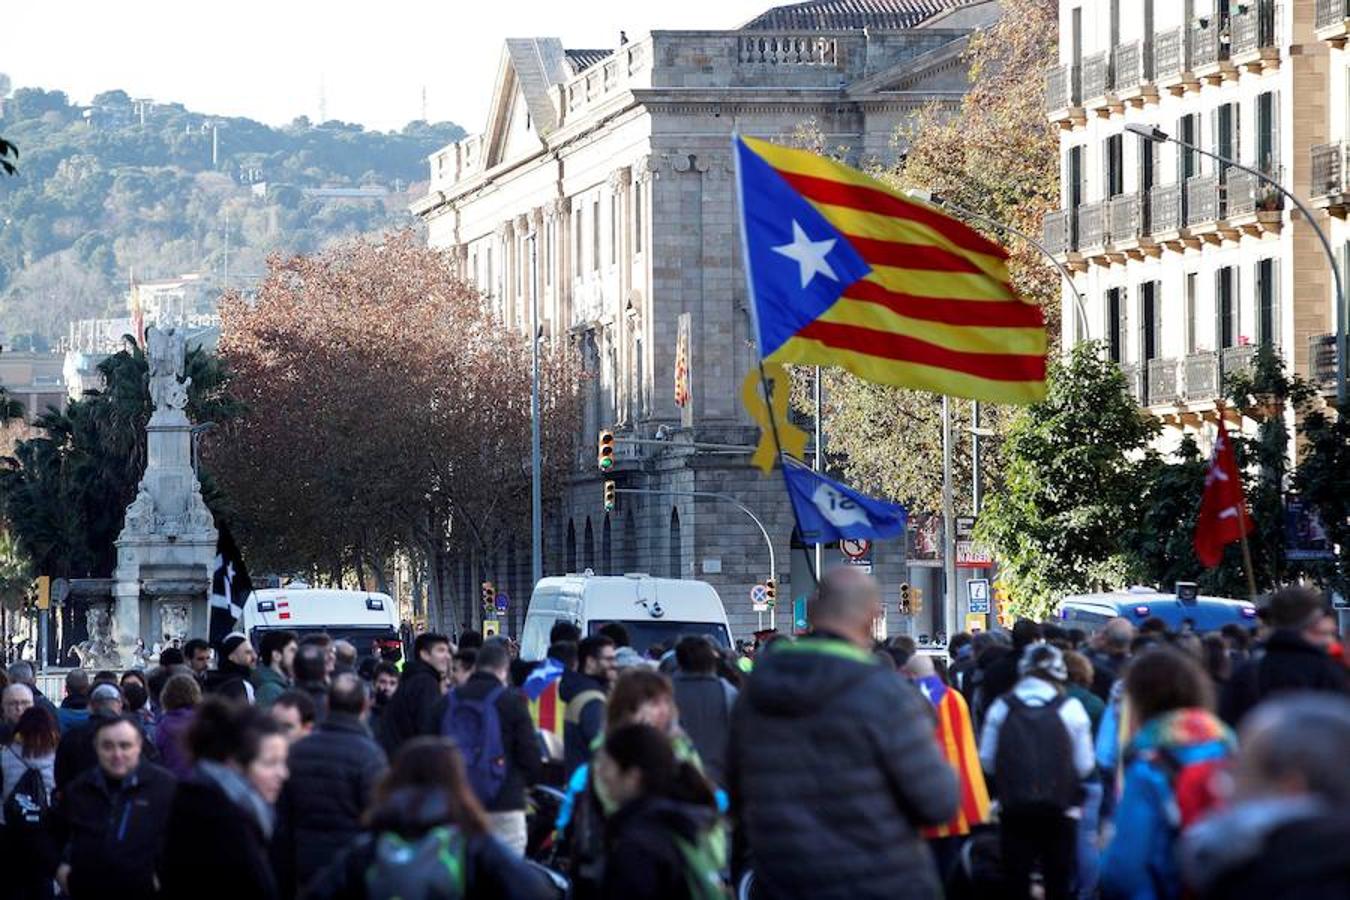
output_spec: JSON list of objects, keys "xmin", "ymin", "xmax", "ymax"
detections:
[
  {"xmin": 733, "ymin": 136, "xmax": 1047, "ymax": 405},
  {"xmin": 1195, "ymin": 421, "xmax": 1253, "ymax": 567},
  {"xmin": 524, "ymin": 658, "xmax": 566, "ymax": 746},
  {"xmin": 914, "ymin": 675, "xmax": 989, "ymax": 838}
]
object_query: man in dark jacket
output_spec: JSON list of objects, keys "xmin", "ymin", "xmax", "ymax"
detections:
[
  {"xmin": 56, "ymin": 669, "xmax": 92, "ymax": 733},
  {"xmin": 274, "ymin": 672, "xmax": 387, "ymax": 896},
  {"xmin": 979, "ymin": 618, "xmax": 1042, "ymax": 707},
  {"xmin": 1220, "ymin": 586, "xmax": 1348, "ymax": 727},
  {"xmin": 671, "ymin": 635, "xmax": 738, "ymax": 786},
  {"xmin": 378, "ymin": 632, "xmax": 451, "ymax": 755},
  {"xmin": 561, "ymin": 635, "xmax": 616, "ymax": 775},
  {"xmin": 1086, "ymin": 617, "xmax": 1135, "ymax": 700},
  {"xmin": 55, "ymin": 683, "xmax": 125, "ymax": 791},
  {"xmin": 56, "ymin": 716, "xmax": 176, "ymax": 899},
  {"xmin": 434, "ymin": 640, "xmax": 540, "ymax": 856},
  {"xmin": 291, "ymin": 642, "xmax": 330, "ymax": 723},
  {"xmin": 205, "ymin": 632, "xmax": 258, "ymax": 703},
  {"xmin": 729, "ymin": 567, "xmax": 958, "ymax": 900}
]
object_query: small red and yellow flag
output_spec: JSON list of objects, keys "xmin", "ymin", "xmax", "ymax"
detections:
[
  {"xmin": 915, "ymin": 675, "xmax": 990, "ymax": 838},
  {"xmin": 734, "ymin": 136, "xmax": 1047, "ymax": 404}
]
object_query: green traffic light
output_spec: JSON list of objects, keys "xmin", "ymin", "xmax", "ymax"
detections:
[{"xmin": 599, "ymin": 457, "xmax": 613, "ymax": 470}]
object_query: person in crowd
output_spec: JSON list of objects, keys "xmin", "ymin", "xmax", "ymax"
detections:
[
  {"xmin": 292, "ymin": 642, "xmax": 331, "ymax": 723},
  {"xmin": 1218, "ymin": 624, "xmax": 1251, "ymax": 666},
  {"xmin": 730, "ymin": 567, "xmax": 957, "ymax": 900},
  {"xmin": 457, "ymin": 629, "xmax": 484, "ymax": 653},
  {"xmin": 2, "ymin": 681, "xmax": 35, "ymax": 743},
  {"xmin": 145, "ymin": 666, "xmax": 172, "ymax": 719},
  {"xmin": 2, "ymin": 705, "xmax": 61, "ymax": 899},
  {"xmin": 120, "ymin": 673, "xmax": 154, "ymax": 742},
  {"xmin": 598, "ymin": 623, "xmax": 630, "ymax": 650},
  {"xmin": 303, "ymin": 736, "xmax": 553, "ymax": 899},
  {"xmin": 451, "ymin": 647, "xmax": 478, "ymax": 688},
  {"xmin": 1087, "ymin": 618, "xmax": 1135, "ymax": 700},
  {"xmin": 1099, "ymin": 647, "xmax": 1235, "ymax": 900},
  {"xmin": 7, "ymin": 662, "xmax": 59, "ymax": 724},
  {"xmin": 158, "ymin": 647, "xmax": 185, "ymax": 668},
  {"xmin": 594, "ymin": 723, "xmax": 722, "ymax": 899},
  {"xmin": 255, "ymin": 630, "xmax": 298, "ymax": 710},
  {"xmin": 208, "ymin": 633, "xmax": 259, "ymax": 702},
  {"xmin": 153, "ymin": 672, "xmax": 201, "ymax": 780},
  {"xmin": 563, "ymin": 636, "xmax": 616, "ymax": 776},
  {"xmin": 379, "ymin": 632, "xmax": 451, "ymax": 756},
  {"xmin": 670, "ymin": 635, "xmax": 737, "ymax": 787},
  {"xmin": 272, "ymin": 690, "xmax": 319, "ymax": 744},
  {"xmin": 55, "ymin": 683, "xmax": 126, "ymax": 791},
  {"xmin": 92, "ymin": 671, "xmax": 118, "ymax": 688},
  {"xmin": 300, "ymin": 633, "xmax": 338, "ymax": 679},
  {"xmin": 433, "ymin": 640, "xmax": 539, "ymax": 856},
  {"xmin": 56, "ymin": 669, "xmax": 92, "ymax": 734},
  {"xmin": 1182, "ymin": 693, "xmax": 1350, "ymax": 900},
  {"xmin": 1063, "ymin": 649, "xmax": 1106, "ymax": 898},
  {"xmin": 275, "ymin": 673, "xmax": 387, "ymax": 896},
  {"xmin": 902, "ymin": 652, "xmax": 989, "ymax": 882},
  {"xmin": 1221, "ymin": 587, "xmax": 1348, "ymax": 726},
  {"xmin": 183, "ymin": 638, "xmax": 213, "ymax": 683},
  {"xmin": 946, "ymin": 632, "xmax": 976, "ymax": 696},
  {"xmin": 1064, "ymin": 650, "xmax": 1106, "ymax": 734},
  {"xmin": 523, "ymin": 640, "xmax": 576, "ymax": 767},
  {"xmin": 980, "ymin": 619, "xmax": 1043, "ymax": 708},
  {"xmin": 367, "ymin": 661, "xmax": 399, "ymax": 734},
  {"xmin": 955, "ymin": 631, "xmax": 1003, "ymax": 705},
  {"xmin": 1201, "ymin": 634, "xmax": 1232, "ymax": 689},
  {"xmin": 56, "ymin": 715, "xmax": 176, "ymax": 899},
  {"xmin": 159, "ymin": 698, "xmax": 289, "ymax": 900},
  {"xmin": 333, "ymin": 640, "xmax": 358, "ymax": 675},
  {"xmin": 980, "ymin": 643, "xmax": 1094, "ymax": 900}
]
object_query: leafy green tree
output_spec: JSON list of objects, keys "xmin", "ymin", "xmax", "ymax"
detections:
[
  {"xmin": 976, "ymin": 342, "xmax": 1160, "ymax": 618},
  {"xmin": 1292, "ymin": 403, "xmax": 1350, "ymax": 599}
]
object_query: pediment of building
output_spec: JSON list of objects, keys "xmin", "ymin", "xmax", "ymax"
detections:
[{"xmin": 482, "ymin": 38, "xmax": 570, "ymax": 169}]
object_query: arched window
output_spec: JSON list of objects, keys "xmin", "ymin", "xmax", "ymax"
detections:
[
  {"xmin": 584, "ymin": 517, "xmax": 596, "ymax": 572},
  {"xmin": 602, "ymin": 515, "xmax": 613, "ymax": 575},
  {"xmin": 566, "ymin": 520, "xmax": 577, "ymax": 573},
  {"xmin": 669, "ymin": 507, "xmax": 682, "ymax": 579}
]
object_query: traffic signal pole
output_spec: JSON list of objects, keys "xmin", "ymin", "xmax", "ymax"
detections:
[{"xmin": 528, "ymin": 233, "xmax": 543, "ymax": 589}]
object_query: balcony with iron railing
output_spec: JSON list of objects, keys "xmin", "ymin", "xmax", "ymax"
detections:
[
  {"xmin": 1315, "ymin": 0, "xmax": 1350, "ymax": 45},
  {"xmin": 1226, "ymin": 166, "xmax": 1284, "ymax": 232},
  {"xmin": 1045, "ymin": 64, "xmax": 1085, "ymax": 129},
  {"xmin": 1221, "ymin": 344, "xmax": 1258, "ymax": 381},
  {"xmin": 1043, "ymin": 208, "xmax": 1069, "ymax": 257},
  {"xmin": 1109, "ymin": 40, "xmax": 1157, "ymax": 108},
  {"xmin": 1107, "ymin": 193, "xmax": 1141, "ymax": 246},
  {"xmin": 1082, "ymin": 51, "xmax": 1113, "ymax": 105},
  {"xmin": 1190, "ymin": 18, "xmax": 1227, "ymax": 73},
  {"xmin": 1120, "ymin": 362, "xmax": 1145, "ymax": 405},
  {"xmin": 1148, "ymin": 358, "xmax": 1181, "ymax": 405},
  {"xmin": 1078, "ymin": 200, "xmax": 1106, "ymax": 250},
  {"xmin": 1232, "ymin": 0, "xmax": 1280, "ymax": 70},
  {"xmin": 1185, "ymin": 174, "xmax": 1222, "ymax": 228},
  {"xmin": 1148, "ymin": 183, "xmax": 1185, "ymax": 235},
  {"xmin": 1310, "ymin": 143, "xmax": 1350, "ymax": 214},
  {"xmin": 1309, "ymin": 333, "xmax": 1338, "ymax": 390},
  {"xmin": 1184, "ymin": 352, "xmax": 1221, "ymax": 402}
]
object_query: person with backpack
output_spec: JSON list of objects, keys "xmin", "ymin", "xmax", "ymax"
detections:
[
  {"xmin": 594, "ymin": 723, "xmax": 724, "ymax": 900},
  {"xmin": 670, "ymin": 636, "xmax": 737, "ymax": 788},
  {"xmin": 979, "ymin": 643, "xmax": 1094, "ymax": 900},
  {"xmin": 433, "ymin": 640, "xmax": 540, "ymax": 857},
  {"xmin": 1099, "ymin": 647, "xmax": 1235, "ymax": 900},
  {"xmin": 302, "ymin": 736, "xmax": 555, "ymax": 900},
  {"xmin": 3, "ymin": 705, "xmax": 60, "ymax": 900}
]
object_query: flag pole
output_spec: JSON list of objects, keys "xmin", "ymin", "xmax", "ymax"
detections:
[
  {"xmin": 732, "ymin": 129, "xmax": 820, "ymax": 595},
  {"xmin": 1219, "ymin": 408, "xmax": 1258, "ymax": 601}
]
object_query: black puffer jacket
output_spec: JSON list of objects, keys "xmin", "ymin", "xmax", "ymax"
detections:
[
  {"xmin": 1219, "ymin": 631, "xmax": 1349, "ymax": 727},
  {"xmin": 58, "ymin": 762, "xmax": 177, "ymax": 899},
  {"xmin": 602, "ymin": 795, "xmax": 719, "ymax": 900},
  {"xmin": 728, "ymin": 634, "xmax": 957, "ymax": 900},
  {"xmin": 275, "ymin": 713, "xmax": 388, "ymax": 896},
  {"xmin": 161, "ymin": 776, "xmax": 278, "ymax": 900},
  {"xmin": 1184, "ymin": 799, "xmax": 1350, "ymax": 900},
  {"xmin": 378, "ymin": 658, "xmax": 443, "ymax": 756}
]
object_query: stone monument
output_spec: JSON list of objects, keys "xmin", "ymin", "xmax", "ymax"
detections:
[{"xmin": 112, "ymin": 326, "xmax": 218, "ymax": 667}]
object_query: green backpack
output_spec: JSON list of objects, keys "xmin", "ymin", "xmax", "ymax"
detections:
[
  {"xmin": 364, "ymin": 826, "xmax": 467, "ymax": 900},
  {"xmin": 673, "ymin": 833, "xmax": 731, "ymax": 900}
]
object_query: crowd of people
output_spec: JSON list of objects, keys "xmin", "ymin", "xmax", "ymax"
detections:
[{"xmin": 0, "ymin": 570, "xmax": 1346, "ymax": 899}]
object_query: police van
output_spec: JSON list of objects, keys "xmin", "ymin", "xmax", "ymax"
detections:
[
  {"xmin": 520, "ymin": 573, "xmax": 733, "ymax": 661},
  {"xmin": 1057, "ymin": 583, "xmax": 1257, "ymax": 634},
  {"xmin": 242, "ymin": 586, "xmax": 402, "ymax": 660}
]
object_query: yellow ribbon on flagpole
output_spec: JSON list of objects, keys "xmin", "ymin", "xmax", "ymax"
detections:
[{"xmin": 742, "ymin": 363, "xmax": 808, "ymax": 473}]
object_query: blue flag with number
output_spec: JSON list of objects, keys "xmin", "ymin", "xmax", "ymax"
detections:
[{"xmin": 782, "ymin": 459, "xmax": 908, "ymax": 545}]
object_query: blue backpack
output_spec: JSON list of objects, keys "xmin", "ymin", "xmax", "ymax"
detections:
[{"xmin": 440, "ymin": 685, "xmax": 508, "ymax": 805}]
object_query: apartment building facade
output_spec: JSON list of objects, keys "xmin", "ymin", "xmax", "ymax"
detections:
[{"xmin": 1043, "ymin": 0, "xmax": 1340, "ymax": 441}]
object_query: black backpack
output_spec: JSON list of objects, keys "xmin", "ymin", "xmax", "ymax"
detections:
[
  {"xmin": 992, "ymin": 694, "xmax": 1081, "ymax": 813},
  {"xmin": 3, "ymin": 748, "xmax": 51, "ymax": 830}
]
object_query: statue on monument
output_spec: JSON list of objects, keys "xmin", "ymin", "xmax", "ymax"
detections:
[{"xmin": 146, "ymin": 326, "xmax": 191, "ymax": 412}]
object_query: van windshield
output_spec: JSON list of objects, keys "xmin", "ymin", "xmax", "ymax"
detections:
[{"xmin": 587, "ymin": 620, "xmax": 731, "ymax": 656}]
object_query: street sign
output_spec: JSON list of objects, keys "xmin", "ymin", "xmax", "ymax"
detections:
[
  {"xmin": 964, "ymin": 613, "xmax": 985, "ymax": 634},
  {"xmin": 840, "ymin": 538, "xmax": 871, "ymax": 560},
  {"xmin": 750, "ymin": 583, "xmax": 770, "ymax": 612},
  {"xmin": 956, "ymin": 539, "xmax": 993, "ymax": 568},
  {"xmin": 793, "ymin": 597, "xmax": 808, "ymax": 635},
  {"xmin": 495, "ymin": 591, "xmax": 509, "ymax": 614},
  {"xmin": 968, "ymin": 578, "xmax": 990, "ymax": 613},
  {"xmin": 482, "ymin": 619, "xmax": 500, "ymax": 637}
]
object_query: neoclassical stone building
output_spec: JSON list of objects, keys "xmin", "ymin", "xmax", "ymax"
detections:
[{"xmin": 414, "ymin": 0, "xmax": 1000, "ymax": 639}]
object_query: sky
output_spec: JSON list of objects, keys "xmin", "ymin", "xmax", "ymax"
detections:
[{"xmin": 2, "ymin": 0, "xmax": 775, "ymax": 134}]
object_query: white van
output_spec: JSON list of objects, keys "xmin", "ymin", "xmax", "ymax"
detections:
[
  {"xmin": 242, "ymin": 587, "xmax": 402, "ymax": 660},
  {"xmin": 520, "ymin": 574, "xmax": 733, "ymax": 661}
]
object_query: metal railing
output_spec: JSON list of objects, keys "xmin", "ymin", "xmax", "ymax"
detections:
[
  {"xmin": 1108, "ymin": 193, "xmax": 1141, "ymax": 244},
  {"xmin": 1221, "ymin": 344, "xmax": 1258, "ymax": 380},
  {"xmin": 1184, "ymin": 352, "xmax": 1221, "ymax": 401},
  {"xmin": 1082, "ymin": 51, "xmax": 1112, "ymax": 101},
  {"xmin": 1186, "ymin": 174, "xmax": 1222, "ymax": 226},
  {"xmin": 1148, "ymin": 183, "xmax": 1183, "ymax": 233},
  {"xmin": 1227, "ymin": 166, "xmax": 1284, "ymax": 217},
  {"xmin": 1121, "ymin": 362, "xmax": 1145, "ymax": 404},
  {"xmin": 1113, "ymin": 41, "xmax": 1142, "ymax": 91},
  {"xmin": 1316, "ymin": 0, "xmax": 1349, "ymax": 31},
  {"xmin": 1309, "ymin": 333, "xmax": 1338, "ymax": 387},
  {"xmin": 1310, "ymin": 143, "xmax": 1347, "ymax": 198},
  {"xmin": 1045, "ymin": 64, "xmax": 1080, "ymax": 110},
  {"xmin": 1078, "ymin": 200, "xmax": 1106, "ymax": 249},
  {"xmin": 1043, "ymin": 208, "xmax": 1069, "ymax": 255},
  {"xmin": 1191, "ymin": 18, "xmax": 1224, "ymax": 68},
  {"xmin": 1232, "ymin": 1, "xmax": 1278, "ymax": 55},
  {"xmin": 1148, "ymin": 358, "xmax": 1180, "ymax": 403},
  {"xmin": 1154, "ymin": 27, "xmax": 1187, "ymax": 79}
]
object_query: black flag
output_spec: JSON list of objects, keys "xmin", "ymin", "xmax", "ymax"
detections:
[{"xmin": 209, "ymin": 523, "xmax": 253, "ymax": 648}]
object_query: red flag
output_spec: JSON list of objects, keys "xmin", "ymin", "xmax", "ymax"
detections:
[{"xmin": 1194, "ymin": 422, "xmax": 1252, "ymax": 567}]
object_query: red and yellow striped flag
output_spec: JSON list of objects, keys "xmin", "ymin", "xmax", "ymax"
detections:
[
  {"xmin": 735, "ymin": 136, "xmax": 1047, "ymax": 404},
  {"xmin": 916, "ymin": 675, "xmax": 990, "ymax": 838}
]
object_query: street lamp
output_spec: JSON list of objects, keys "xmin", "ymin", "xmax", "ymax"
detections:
[{"xmin": 1125, "ymin": 122, "xmax": 1347, "ymax": 408}]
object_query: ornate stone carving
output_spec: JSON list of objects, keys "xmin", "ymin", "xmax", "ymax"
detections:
[
  {"xmin": 147, "ymin": 326, "xmax": 191, "ymax": 413},
  {"xmin": 634, "ymin": 155, "xmax": 657, "ymax": 184},
  {"xmin": 123, "ymin": 488, "xmax": 157, "ymax": 535},
  {"xmin": 73, "ymin": 605, "xmax": 121, "ymax": 670},
  {"xmin": 607, "ymin": 167, "xmax": 632, "ymax": 192},
  {"xmin": 544, "ymin": 196, "xmax": 570, "ymax": 221}
]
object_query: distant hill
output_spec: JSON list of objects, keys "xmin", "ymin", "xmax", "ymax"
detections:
[{"xmin": 0, "ymin": 87, "xmax": 464, "ymax": 347}]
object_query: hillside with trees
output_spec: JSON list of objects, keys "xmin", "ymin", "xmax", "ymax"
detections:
[{"xmin": 0, "ymin": 86, "xmax": 463, "ymax": 347}]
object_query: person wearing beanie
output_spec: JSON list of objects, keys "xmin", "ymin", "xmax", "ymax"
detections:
[
  {"xmin": 206, "ymin": 633, "xmax": 259, "ymax": 704},
  {"xmin": 979, "ymin": 642, "xmax": 1094, "ymax": 900}
]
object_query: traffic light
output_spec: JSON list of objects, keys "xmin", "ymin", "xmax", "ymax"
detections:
[
  {"xmin": 764, "ymin": 578, "xmax": 776, "ymax": 607},
  {"xmin": 912, "ymin": 586, "xmax": 924, "ymax": 615},
  {"xmin": 481, "ymin": 580, "xmax": 496, "ymax": 610},
  {"xmin": 597, "ymin": 429, "xmax": 615, "ymax": 471},
  {"xmin": 36, "ymin": 575, "xmax": 51, "ymax": 610},
  {"xmin": 603, "ymin": 480, "xmax": 616, "ymax": 512},
  {"xmin": 899, "ymin": 582, "xmax": 912, "ymax": 616}
]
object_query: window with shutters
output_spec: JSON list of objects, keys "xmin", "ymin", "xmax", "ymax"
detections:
[
  {"xmin": 1104, "ymin": 133, "xmax": 1124, "ymax": 198},
  {"xmin": 1255, "ymin": 92, "xmax": 1277, "ymax": 173},
  {"xmin": 1212, "ymin": 103, "xmax": 1238, "ymax": 180},
  {"xmin": 576, "ymin": 209, "xmax": 584, "ymax": 277},
  {"xmin": 1216, "ymin": 266, "xmax": 1238, "ymax": 349},
  {"xmin": 1256, "ymin": 258, "xmax": 1278, "ymax": 347},
  {"xmin": 1141, "ymin": 281, "xmax": 1162, "ymax": 361},
  {"xmin": 634, "ymin": 182, "xmax": 644, "ymax": 254},
  {"xmin": 1185, "ymin": 272, "xmax": 1199, "ymax": 354},
  {"xmin": 592, "ymin": 199, "xmax": 601, "ymax": 273},
  {"xmin": 1107, "ymin": 287, "xmax": 1126, "ymax": 363},
  {"xmin": 1178, "ymin": 114, "xmax": 1200, "ymax": 181}
]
